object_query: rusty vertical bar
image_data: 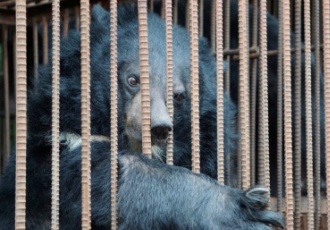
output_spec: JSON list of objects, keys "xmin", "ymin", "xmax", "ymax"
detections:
[
  {"xmin": 63, "ymin": 9, "xmax": 70, "ymax": 37},
  {"xmin": 250, "ymin": 0, "xmax": 257, "ymax": 186},
  {"xmin": 15, "ymin": 0, "xmax": 27, "ymax": 229},
  {"xmin": 75, "ymin": 7, "xmax": 80, "ymax": 31},
  {"xmin": 110, "ymin": 0, "xmax": 118, "ymax": 228},
  {"xmin": 198, "ymin": 0, "xmax": 203, "ymax": 36},
  {"xmin": 282, "ymin": 0, "xmax": 294, "ymax": 228},
  {"xmin": 138, "ymin": 0, "xmax": 152, "ymax": 157},
  {"xmin": 185, "ymin": 0, "xmax": 189, "ymax": 29},
  {"xmin": 2, "ymin": 26, "xmax": 10, "ymax": 170},
  {"xmin": 216, "ymin": 0, "xmax": 224, "ymax": 183},
  {"xmin": 276, "ymin": 0, "xmax": 284, "ymax": 212},
  {"xmin": 165, "ymin": 0, "xmax": 174, "ymax": 165},
  {"xmin": 189, "ymin": 0, "xmax": 200, "ymax": 173},
  {"xmin": 13, "ymin": 32, "xmax": 16, "ymax": 97},
  {"xmin": 238, "ymin": 0, "xmax": 250, "ymax": 189},
  {"xmin": 294, "ymin": 0, "xmax": 302, "ymax": 227},
  {"xmin": 80, "ymin": 0, "xmax": 91, "ymax": 229},
  {"xmin": 322, "ymin": 0, "xmax": 330, "ymax": 229},
  {"xmin": 32, "ymin": 19, "xmax": 39, "ymax": 80},
  {"xmin": 173, "ymin": 0, "xmax": 178, "ymax": 24},
  {"xmin": 313, "ymin": 0, "xmax": 321, "ymax": 228},
  {"xmin": 51, "ymin": 0, "xmax": 60, "ymax": 229},
  {"xmin": 42, "ymin": 16, "xmax": 48, "ymax": 65},
  {"xmin": 224, "ymin": 0, "xmax": 231, "ymax": 184},
  {"xmin": 224, "ymin": 0, "xmax": 230, "ymax": 96},
  {"xmin": 259, "ymin": 0, "xmax": 270, "ymax": 190},
  {"xmin": 160, "ymin": 0, "xmax": 165, "ymax": 18},
  {"xmin": 303, "ymin": 0, "xmax": 315, "ymax": 228},
  {"xmin": 210, "ymin": 0, "xmax": 215, "ymax": 52},
  {"xmin": 149, "ymin": 0, "xmax": 154, "ymax": 12}
]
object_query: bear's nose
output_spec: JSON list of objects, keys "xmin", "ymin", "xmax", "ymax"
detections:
[{"xmin": 151, "ymin": 125, "xmax": 172, "ymax": 141}]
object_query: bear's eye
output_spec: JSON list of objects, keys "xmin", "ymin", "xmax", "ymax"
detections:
[
  {"xmin": 127, "ymin": 75, "xmax": 139, "ymax": 86},
  {"xmin": 174, "ymin": 92, "xmax": 186, "ymax": 101}
]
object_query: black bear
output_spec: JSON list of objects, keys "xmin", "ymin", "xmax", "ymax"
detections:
[{"xmin": 0, "ymin": 4, "xmax": 284, "ymax": 230}]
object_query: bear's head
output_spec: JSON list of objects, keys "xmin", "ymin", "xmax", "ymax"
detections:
[{"xmin": 27, "ymin": 4, "xmax": 219, "ymax": 161}]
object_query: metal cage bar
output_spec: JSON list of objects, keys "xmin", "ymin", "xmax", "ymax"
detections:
[
  {"xmin": 138, "ymin": 0, "xmax": 152, "ymax": 157},
  {"xmin": 282, "ymin": 0, "xmax": 294, "ymax": 228},
  {"xmin": 294, "ymin": 0, "xmax": 302, "ymax": 227},
  {"xmin": 215, "ymin": 0, "xmax": 224, "ymax": 184},
  {"xmin": 32, "ymin": 18, "xmax": 39, "ymax": 80},
  {"xmin": 312, "ymin": 0, "xmax": 322, "ymax": 228},
  {"xmin": 250, "ymin": 0, "xmax": 257, "ymax": 186},
  {"xmin": 51, "ymin": 0, "xmax": 60, "ymax": 228},
  {"xmin": 303, "ymin": 0, "xmax": 315, "ymax": 228},
  {"xmin": 2, "ymin": 26, "xmax": 10, "ymax": 170},
  {"xmin": 80, "ymin": 0, "xmax": 92, "ymax": 228},
  {"xmin": 322, "ymin": 0, "xmax": 330, "ymax": 229},
  {"xmin": 258, "ymin": 0, "xmax": 270, "ymax": 191},
  {"xmin": 276, "ymin": 0, "xmax": 284, "ymax": 213},
  {"xmin": 15, "ymin": 0, "xmax": 27, "ymax": 229},
  {"xmin": 110, "ymin": 0, "xmax": 118, "ymax": 228},
  {"xmin": 164, "ymin": 0, "xmax": 174, "ymax": 165},
  {"xmin": 42, "ymin": 16, "xmax": 48, "ymax": 65},
  {"xmin": 238, "ymin": 0, "xmax": 250, "ymax": 190},
  {"xmin": 189, "ymin": 0, "xmax": 200, "ymax": 173}
]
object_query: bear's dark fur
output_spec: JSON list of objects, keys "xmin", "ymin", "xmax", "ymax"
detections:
[{"xmin": 0, "ymin": 4, "xmax": 284, "ymax": 229}]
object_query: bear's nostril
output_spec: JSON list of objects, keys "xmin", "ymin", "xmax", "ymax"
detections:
[{"xmin": 151, "ymin": 126, "xmax": 172, "ymax": 141}]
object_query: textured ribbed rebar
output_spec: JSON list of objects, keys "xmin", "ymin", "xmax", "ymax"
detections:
[
  {"xmin": 138, "ymin": 0, "xmax": 152, "ymax": 157},
  {"xmin": 238, "ymin": 0, "xmax": 250, "ymax": 190},
  {"xmin": 110, "ymin": 1, "xmax": 118, "ymax": 228},
  {"xmin": 276, "ymin": 0, "xmax": 284, "ymax": 213},
  {"xmin": 42, "ymin": 16, "xmax": 48, "ymax": 65},
  {"xmin": 250, "ymin": 0, "xmax": 258, "ymax": 186},
  {"xmin": 2, "ymin": 26, "xmax": 10, "ymax": 170},
  {"xmin": 322, "ymin": 0, "xmax": 330, "ymax": 229},
  {"xmin": 215, "ymin": 0, "xmax": 224, "ymax": 183},
  {"xmin": 313, "ymin": 0, "xmax": 321, "ymax": 228},
  {"xmin": 189, "ymin": 0, "xmax": 200, "ymax": 173},
  {"xmin": 15, "ymin": 0, "xmax": 27, "ymax": 229},
  {"xmin": 63, "ymin": 9, "xmax": 70, "ymax": 37},
  {"xmin": 80, "ymin": 0, "xmax": 91, "ymax": 229},
  {"xmin": 294, "ymin": 0, "xmax": 302, "ymax": 228},
  {"xmin": 224, "ymin": 0, "xmax": 231, "ymax": 184},
  {"xmin": 258, "ymin": 0, "xmax": 269, "ymax": 191},
  {"xmin": 282, "ymin": 0, "xmax": 294, "ymax": 228},
  {"xmin": 304, "ymin": 0, "xmax": 315, "ymax": 229},
  {"xmin": 33, "ymin": 19, "xmax": 39, "ymax": 80},
  {"xmin": 51, "ymin": 0, "xmax": 60, "ymax": 229},
  {"xmin": 165, "ymin": 0, "xmax": 174, "ymax": 165}
]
